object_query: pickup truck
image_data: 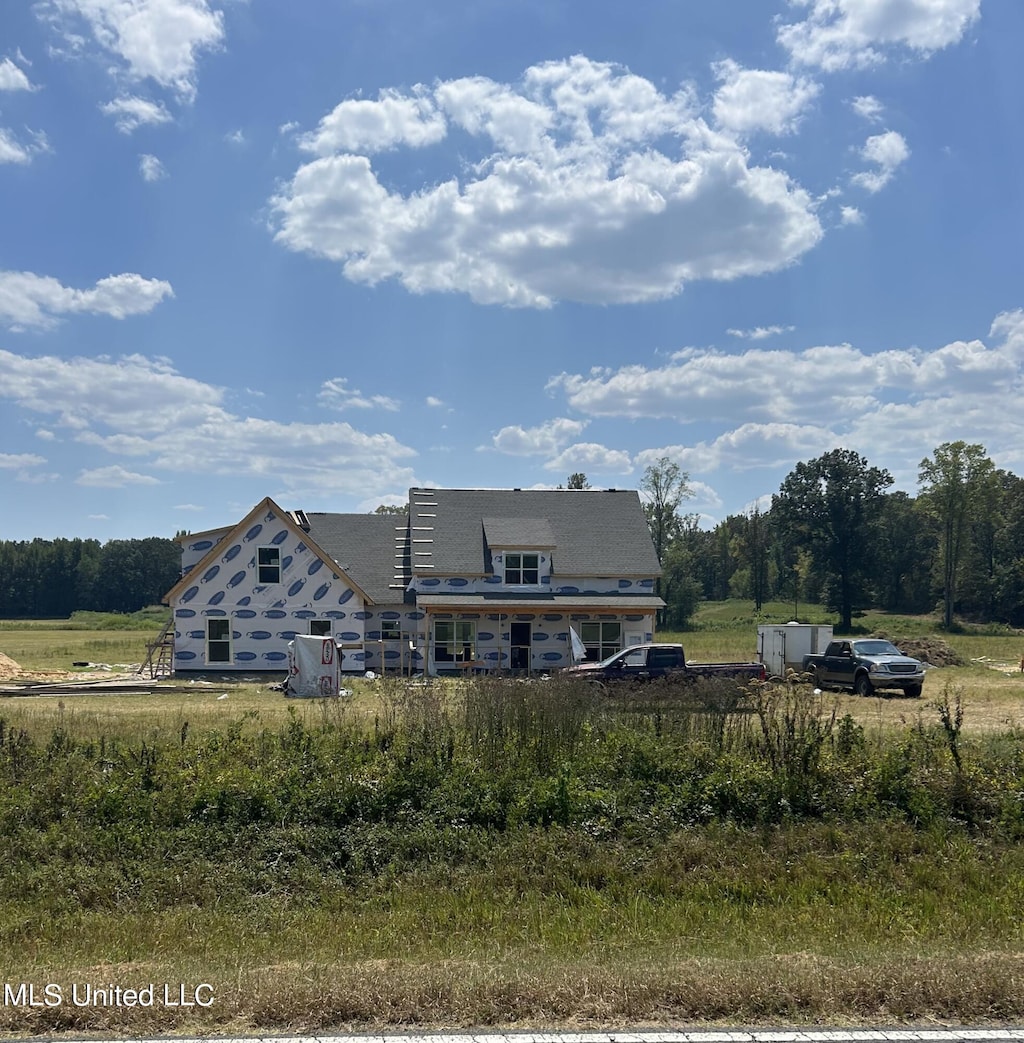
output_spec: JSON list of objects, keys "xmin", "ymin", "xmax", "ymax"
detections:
[
  {"xmin": 563, "ymin": 643, "xmax": 766, "ymax": 685},
  {"xmin": 802, "ymin": 639, "xmax": 925, "ymax": 697}
]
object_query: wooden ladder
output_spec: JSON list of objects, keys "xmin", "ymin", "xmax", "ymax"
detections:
[{"xmin": 140, "ymin": 617, "xmax": 175, "ymax": 679}]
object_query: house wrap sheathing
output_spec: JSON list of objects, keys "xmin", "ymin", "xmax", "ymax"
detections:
[{"xmin": 164, "ymin": 488, "xmax": 664, "ymax": 676}]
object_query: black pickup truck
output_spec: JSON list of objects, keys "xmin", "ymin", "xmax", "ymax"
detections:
[
  {"xmin": 802, "ymin": 638, "xmax": 926, "ymax": 697},
  {"xmin": 563, "ymin": 643, "xmax": 766, "ymax": 684}
]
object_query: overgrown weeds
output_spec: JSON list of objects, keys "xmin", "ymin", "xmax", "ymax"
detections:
[{"xmin": 2, "ymin": 673, "xmax": 1024, "ymax": 1031}]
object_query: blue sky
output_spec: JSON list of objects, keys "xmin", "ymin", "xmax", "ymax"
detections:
[{"xmin": 1, "ymin": 0, "xmax": 1022, "ymax": 541}]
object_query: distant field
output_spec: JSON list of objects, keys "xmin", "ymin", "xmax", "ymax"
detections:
[
  {"xmin": 0, "ymin": 608, "xmax": 170, "ymax": 672},
  {"xmin": 1, "ymin": 599, "xmax": 1023, "ymax": 734},
  {"xmin": 671, "ymin": 600, "xmax": 1024, "ymax": 734}
]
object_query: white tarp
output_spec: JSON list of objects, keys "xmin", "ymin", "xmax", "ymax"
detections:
[
  {"xmin": 569, "ymin": 626, "xmax": 588, "ymax": 664},
  {"xmin": 286, "ymin": 635, "xmax": 339, "ymax": 698}
]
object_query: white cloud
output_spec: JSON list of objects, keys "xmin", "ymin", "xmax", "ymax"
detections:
[
  {"xmin": 300, "ymin": 86, "xmax": 447, "ymax": 155},
  {"xmin": 490, "ymin": 417, "xmax": 589, "ymax": 455},
  {"xmin": 0, "ymin": 58, "xmax": 33, "ymax": 91},
  {"xmin": 0, "ymin": 271, "xmax": 174, "ymax": 329},
  {"xmin": 101, "ymin": 94, "xmax": 172, "ymax": 132},
  {"xmin": 688, "ymin": 481, "xmax": 724, "ymax": 512},
  {"xmin": 712, "ymin": 60, "xmax": 820, "ymax": 136},
  {"xmin": 0, "ymin": 452, "xmax": 47, "ymax": 469},
  {"xmin": 852, "ymin": 130, "xmax": 910, "ymax": 192},
  {"xmin": 0, "ymin": 350, "xmax": 420, "ymax": 499},
  {"xmin": 425, "ymin": 395, "xmax": 445, "ymax": 408},
  {"xmin": 272, "ymin": 55, "xmax": 823, "ymax": 308},
  {"xmin": 318, "ymin": 377, "xmax": 400, "ymax": 412},
  {"xmin": 40, "ymin": 0, "xmax": 225, "ymax": 100},
  {"xmin": 225, "ymin": 128, "xmax": 244, "ymax": 145},
  {"xmin": 851, "ymin": 95, "xmax": 884, "ymax": 122},
  {"xmin": 0, "ymin": 127, "xmax": 50, "ymax": 165},
  {"xmin": 840, "ymin": 205, "xmax": 865, "ymax": 224},
  {"xmin": 726, "ymin": 324, "xmax": 795, "ymax": 340},
  {"xmin": 635, "ymin": 425, "xmax": 835, "ymax": 475},
  {"xmin": 779, "ymin": 0, "xmax": 981, "ymax": 71},
  {"xmin": 543, "ymin": 443, "xmax": 633, "ymax": 474},
  {"xmin": 77, "ymin": 464, "xmax": 161, "ymax": 487},
  {"xmin": 549, "ymin": 310, "xmax": 1024, "ymax": 481},
  {"xmin": 139, "ymin": 153, "xmax": 166, "ymax": 181},
  {"xmin": 174, "ymin": 503, "xmax": 205, "ymax": 511}
]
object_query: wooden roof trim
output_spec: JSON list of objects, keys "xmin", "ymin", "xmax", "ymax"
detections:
[{"xmin": 163, "ymin": 496, "xmax": 373, "ymax": 605}]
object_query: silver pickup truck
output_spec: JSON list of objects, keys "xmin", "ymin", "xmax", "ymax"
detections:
[{"xmin": 802, "ymin": 638, "xmax": 925, "ymax": 697}]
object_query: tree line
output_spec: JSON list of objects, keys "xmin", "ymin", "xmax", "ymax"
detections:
[
  {"xmin": 637, "ymin": 440, "xmax": 1024, "ymax": 631},
  {"xmin": 3, "ymin": 441, "xmax": 1020, "ymax": 627},
  {"xmin": 0, "ymin": 537, "xmax": 181, "ymax": 618}
]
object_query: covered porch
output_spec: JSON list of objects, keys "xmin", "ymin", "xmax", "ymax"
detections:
[{"xmin": 415, "ymin": 594, "xmax": 663, "ymax": 676}]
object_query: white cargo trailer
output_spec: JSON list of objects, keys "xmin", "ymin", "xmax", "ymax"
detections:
[{"xmin": 757, "ymin": 622, "xmax": 834, "ymax": 678}]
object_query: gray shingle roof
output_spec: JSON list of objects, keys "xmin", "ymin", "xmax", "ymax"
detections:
[
  {"xmin": 303, "ymin": 512, "xmax": 410, "ymax": 603},
  {"xmin": 409, "ymin": 488, "xmax": 661, "ymax": 577},
  {"xmin": 482, "ymin": 516, "xmax": 555, "ymax": 547}
]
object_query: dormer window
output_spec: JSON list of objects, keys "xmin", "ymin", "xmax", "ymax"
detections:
[{"xmin": 505, "ymin": 552, "xmax": 539, "ymax": 585}]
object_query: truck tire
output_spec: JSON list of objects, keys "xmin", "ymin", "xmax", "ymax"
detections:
[
  {"xmin": 904, "ymin": 683, "xmax": 923, "ymax": 698},
  {"xmin": 854, "ymin": 672, "xmax": 874, "ymax": 697}
]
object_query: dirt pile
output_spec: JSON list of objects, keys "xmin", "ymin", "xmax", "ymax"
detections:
[
  {"xmin": 0, "ymin": 651, "xmax": 23, "ymax": 679},
  {"xmin": 871, "ymin": 632, "xmax": 965, "ymax": 667}
]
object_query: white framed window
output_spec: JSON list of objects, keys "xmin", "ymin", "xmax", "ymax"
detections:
[
  {"xmin": 309, "ymin": 619, "xmax": 332, "ymax": 637},
  {"xmin": 434, "ymin": 620, "xmax": 475, "ymax": 662},
  {"xmin": 504, "ymin": 552, "xmax": 539, "ymax": 585},
  {"xmin": 380, "ymin": 619, "xmax": 401, "ymax": 640},
  {"xmin": 581, "ymin": 620, "xmax": 621, "ymax": 662},
  {"xmin": 257, "ymin": 546, "xmax": 281, "ymax": 584},
  {"xmin": 206, "ymin": 618, "xmax": 232, "ymax": 664}
]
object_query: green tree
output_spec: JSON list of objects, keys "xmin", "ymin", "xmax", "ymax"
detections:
[
  {"xmin": 873, "ymin": 492, "xmax": 935, "ymax": 613},
  {"xmin": 773, "ymin": 448, "xmax": 893, "ymax": 630},
  {"xmin": 640, "ymin": 457, "xmax": 695, "ymax": 628},
  {"xmin": 372, "ymin": 504, "xmax": 408, "ymax": 515},
  {"xmin": 565, "ymin": 472, "xmax": 591, "ymax": 490},
  {"xmin": 730, "ymin": 505, "xmax": 772, "ymax": 611},
  {"xmin": 640, "ymin": 457, "xmax": 692, "ymax": 561},
  {"xmin": 918, "ymin": 441, "xmax": 996, "ymax": 629}
]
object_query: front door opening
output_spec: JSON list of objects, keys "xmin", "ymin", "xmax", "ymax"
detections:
[{"xmin": 510, "ymin": 621, "xmax": 531, "ymax": 671}]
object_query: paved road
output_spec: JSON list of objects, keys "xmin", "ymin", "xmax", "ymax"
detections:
[{"xmin": 45, "ymin": 1030, "xmax": 1024, "ymax": 1043}]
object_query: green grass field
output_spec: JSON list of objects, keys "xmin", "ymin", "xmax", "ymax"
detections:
[
  {"xmin": 1, "ymin": 601, "xmax": 1023, "ymax": 1034},
  {"xmin": 0, "ymin": 608, "xmax": 169, "ymax": 672}
]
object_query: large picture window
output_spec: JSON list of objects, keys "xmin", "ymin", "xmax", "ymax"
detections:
[
  {"xmin": 434, "ymin": 620, "xmax": 476, "ymax": 662},
  {"xmin": 581, "ymin": 620, "xmax": 621, "ymax": 662},
  {"xmin": 257, "ymin": 546, "xmax": 281, "ymax": 584},
  {"xmin": 206, "ymin": 618, "xmax": 232, "ymax": 664},
  {"xmin": 504, "ymin": 552, "xmax": 539, "ymax": 585}
]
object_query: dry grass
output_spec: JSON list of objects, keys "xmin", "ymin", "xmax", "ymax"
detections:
[{"xmin": 3, "ymin": 953, "xmax": 1023, "ymax": 1035}]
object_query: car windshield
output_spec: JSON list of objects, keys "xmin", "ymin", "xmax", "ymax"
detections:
[
  {"xmin": 852, "ymin": 641, "xmax": 902, "ymax": 656},
  {"xmin": 596, "ymin": 649, "xmax": 635, "ymax": 668}
]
